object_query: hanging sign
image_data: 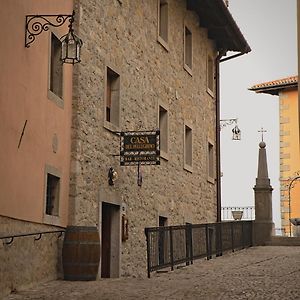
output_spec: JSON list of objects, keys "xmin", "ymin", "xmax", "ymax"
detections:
[{"xmin": 120, "ymin": 130, "xmax": 160, "ymax": 166}]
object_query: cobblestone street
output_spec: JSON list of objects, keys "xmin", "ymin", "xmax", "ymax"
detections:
[{"xmin": 4, "ymin": 246, "xmax": 300, "ymax": 300}]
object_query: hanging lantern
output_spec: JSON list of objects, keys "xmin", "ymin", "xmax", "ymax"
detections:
[
  {"xmin": 232, "ymin": 125, "xmax": 241, "ymax": 140},
  {"xmin": 108, "ymin": 167, "xmax": 118, "ymax": 186},
  {"xmin": 60, "ymin": 12, "xmax": 83, "ymax": 64}
]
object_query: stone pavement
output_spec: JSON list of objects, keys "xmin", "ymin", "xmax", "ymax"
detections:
[{"xmin": 3, "ymin": 246, "xmax": 300, "ymax": 300}]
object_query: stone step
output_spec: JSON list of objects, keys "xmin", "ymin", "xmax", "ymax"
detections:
[{"xmin": 265, "ymin": 236, "xmax": 300, "ymax": 246}]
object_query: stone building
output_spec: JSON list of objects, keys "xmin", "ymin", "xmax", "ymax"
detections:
[
  {"xmin": 0, "ymin": 0, "xmax": 250, "ymax": 296},
  {"xmin": 70, "ymin": 0, "xmax": 250, "ymax": 278}
]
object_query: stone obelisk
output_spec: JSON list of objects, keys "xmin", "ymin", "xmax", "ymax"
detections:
[{"xmin": 253, "ymin": 140, "xmax": 275, "ymax": 245}]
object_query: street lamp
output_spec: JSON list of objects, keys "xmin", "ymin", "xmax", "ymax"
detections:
[
  {"xmin": 25, "ymin": 10, "xmax": 83, "ymax": 64},
  {"xmin": 232, "ymin": 125, "xmax": 241, "ymax": 140},
  {"xmin": 220, "ymin": 118, "xmax": 241, "ymax": 140}
]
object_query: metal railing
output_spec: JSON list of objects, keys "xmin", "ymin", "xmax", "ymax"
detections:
[
  {"xmin": 145, "ymin": 221, "xmax": 253, "ymax": 277},
  {"xmin": 0, "ymin": 230, "xmax": 65, "ymax": 245},
  {"xmin": 274, "ymin": 227, "xmax": 287, "ymax": 236},
  {"xmin": 221, "ymin": 206, "xmax": 255, "ymax": 220}
]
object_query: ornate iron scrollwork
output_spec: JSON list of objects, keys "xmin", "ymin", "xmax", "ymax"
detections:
[
  {"xmin": 25, "ymin": 13, "xmax": 73, "ymax": 48},
  {"xmin": 219, "ymin": 118, "xmax": 237, "ymax": 130}
]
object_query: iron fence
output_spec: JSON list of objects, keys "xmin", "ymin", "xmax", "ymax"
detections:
[
  {"xmin": 145, "ymin": 221, "xmax": 253, "ymax": 277},
  {"xmin": 221, "ymin": 206, "xmax": 255, "ymax": 220},
  {"xmin": 275, "ymin": 227, "xmax": 287, "ymax": 236}
]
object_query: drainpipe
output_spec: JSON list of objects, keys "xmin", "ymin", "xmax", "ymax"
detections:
[
  {"xmin": 216, "ymin": 50, "xmax": 248, "ymax": 222},
  {"xmin": 215, "ymin": 50, "xmax": 225, "ymax": 223}
]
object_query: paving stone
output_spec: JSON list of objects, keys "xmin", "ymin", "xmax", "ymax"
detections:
[{"xmin": 4, "ymin": 246, "xmax": 300, "ymax": 299}]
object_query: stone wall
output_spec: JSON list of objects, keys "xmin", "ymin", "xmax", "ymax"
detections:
[
  {"xmin": 70, "ymin": 0, "xmax": 218, "ymax": 277},
  {"xmin": 0, "ymin": 216, "xmax": 63, "ymax": 297}
]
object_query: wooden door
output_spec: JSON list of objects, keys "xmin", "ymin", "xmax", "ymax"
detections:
[{"xmin": 101, "ymin": 203, "xmax": 112, "ymax": 278}]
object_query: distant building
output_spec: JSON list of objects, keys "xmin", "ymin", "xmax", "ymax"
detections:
[
  {"xmin": 249, "ymin": 76, "xmax": 299, "ymax": 236},
  {"xmin": 298, "ymin": 0, "xmax": 300, "ymax": 146},
  {"xmin": 0, "ymin": 0, "xmax": 250, "ymax": 296}
]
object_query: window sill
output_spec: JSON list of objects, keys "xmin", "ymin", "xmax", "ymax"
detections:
[
  {"xmin": 157, "ymin": 36, "xmax": 169, "ymax": 52},
  {"xmin": 104, "ymin": 120, "xmax": 120, "ymax": 135},
  {"xmin": 184, "ymin": 64, "xmax": 193, "ymax": 76},
  {"xmin": 184, "ymin": 163, "xmax": 193, "ymax": 173},
  {"xmin": 47, "ymin": 90, "xmax": 64, "ymax": 109}
]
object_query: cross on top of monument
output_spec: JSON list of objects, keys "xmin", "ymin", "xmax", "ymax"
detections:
[{"xmin": 258, "ymin": 127, "xmax": 267, "ymax": 142}]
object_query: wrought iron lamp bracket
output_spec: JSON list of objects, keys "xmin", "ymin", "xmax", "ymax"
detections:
[
  {"xmin": 25, "ymin": 12, "xmax": 74, "ymax": 48},
  {"xmin": 219, "ymin": 118, "xmax": 237, "ymax": 130}
]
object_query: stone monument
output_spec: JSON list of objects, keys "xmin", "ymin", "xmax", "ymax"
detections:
[{"xmin": 253, "ymin": 133, "xmax": 275, "ymax": 245}]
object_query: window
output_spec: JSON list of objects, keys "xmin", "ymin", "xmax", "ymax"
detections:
[
  {"xmin": 159, "ymin": 105, "xmax": 168, "ymax": 158},
  {"xmin": 158, "ymin": 0, "xmax": 168, "ymax": 48},
  {"xmin": 184, "ymin": 26, "xmax": 192, "ymax": 73},
  {"xmin": 105, "ymin": 67, "xmax": 120, "ymax": 129},
  {"xmin": 208, "ymin": 141, "xmax": 214, "ymax": 183},
  {"xmin": 184, "ymin": 124, "xmax": 193, "ymax": 171},
  {"xmin": 49, "ymin": 32, "xmax": 63, "ymax": 100},
  {"xmin": 45, "ymin": 173, "xmax": 60, "ymax": 216},
  {"xmin": 207, "ymin": 55, "xmax": 214, "ymax": 95}
]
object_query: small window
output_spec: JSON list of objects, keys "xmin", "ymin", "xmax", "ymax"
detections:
[
  {"xmin": 45, "ymin": 173, "xmax": 60, "ymax": 216},
  {"xmin": 207, "ymin": 55, "xmax": 214, "ymax": 95},
  {"xmin": 184, "ymin": 125, "xmax": 192, "ymax": 171},
  {"xmin": 158, "ymin": 0, "xmax": 168, "ymax": 46},
  {"xmin": 184, "ymin": 26, "xmax": 192, "ymax": 73},
  {"xmin": 105, "ymin": 67, "xmax": 120, "ymax": 128},
  {"xmin": 159, "ymin": 105, "xmax": 168, "ymax": 157},
  {"xmin": 50, "ymin": 33, "xmax": 63, "ymax": 99},
  {"xmin": 208, "ymin": 141, "xmax": 214, "ymax": 182}
]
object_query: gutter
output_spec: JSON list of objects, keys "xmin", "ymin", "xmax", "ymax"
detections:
[{"xmin": 220, "ymin": 52, "xmax": 246, "ymax": 63}]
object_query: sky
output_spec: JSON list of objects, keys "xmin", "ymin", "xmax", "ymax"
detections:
[{"xmin": 220, "ymin": 0, "xmax": 298, "ymax": 227}]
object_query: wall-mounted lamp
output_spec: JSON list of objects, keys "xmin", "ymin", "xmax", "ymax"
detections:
[
  {"xmin": 25, "ymin": 10, "xmax": 83, "ymax": 64},
  {"xmin": 220, "ymin": 118, "xmax": 241, "ymax": 140},
  {"xmin": 232, "ymin": 125, "xmax": 241, "ymax": 140},
  {"xmin": 108, "ymin": 167, "xmax": 118, "ymax": 186}
]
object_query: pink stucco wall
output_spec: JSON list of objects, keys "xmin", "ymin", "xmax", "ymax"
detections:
[{"xmin": 0, "ymin": 0, "xmax": 73, "ymax": 227}]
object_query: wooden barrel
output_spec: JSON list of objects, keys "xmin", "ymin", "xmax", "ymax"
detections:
[{"xmin": 62, "ymin": 226, "xmax": 100, "ymax": 281}]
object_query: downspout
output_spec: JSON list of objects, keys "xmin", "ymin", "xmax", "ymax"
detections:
[
  {"xmin": 215, "ymin": 50, "xmax": 225, "ymax": 222},
  {"xmin": 216, "ymin": 50, "xmax": 248, "ymax": 222}
]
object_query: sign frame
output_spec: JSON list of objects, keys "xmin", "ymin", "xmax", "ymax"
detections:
[{"xmin": 120, "ymin": 130, "xmax": 160, "ymax": 166}]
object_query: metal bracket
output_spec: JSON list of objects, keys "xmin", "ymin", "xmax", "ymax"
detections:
[
  {"xmin": 34, "ymin": 233, "xmax": 42, "ymax": 241},
  {"xmin": 25, "ymin": 12, "xmax": 74, "ymax": 48},
  {"xmin": 4, "ymin": 237, "xmax": 14, "ymax": 245}
]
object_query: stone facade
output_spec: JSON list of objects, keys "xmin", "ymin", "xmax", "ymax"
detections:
[
  {"xmin": 70, "ymin": 0, "xmax": 218, "ymax": 277},
  {"xmin": 0, "ymin": 217, "xmax": 64, "ymax": 298}
]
